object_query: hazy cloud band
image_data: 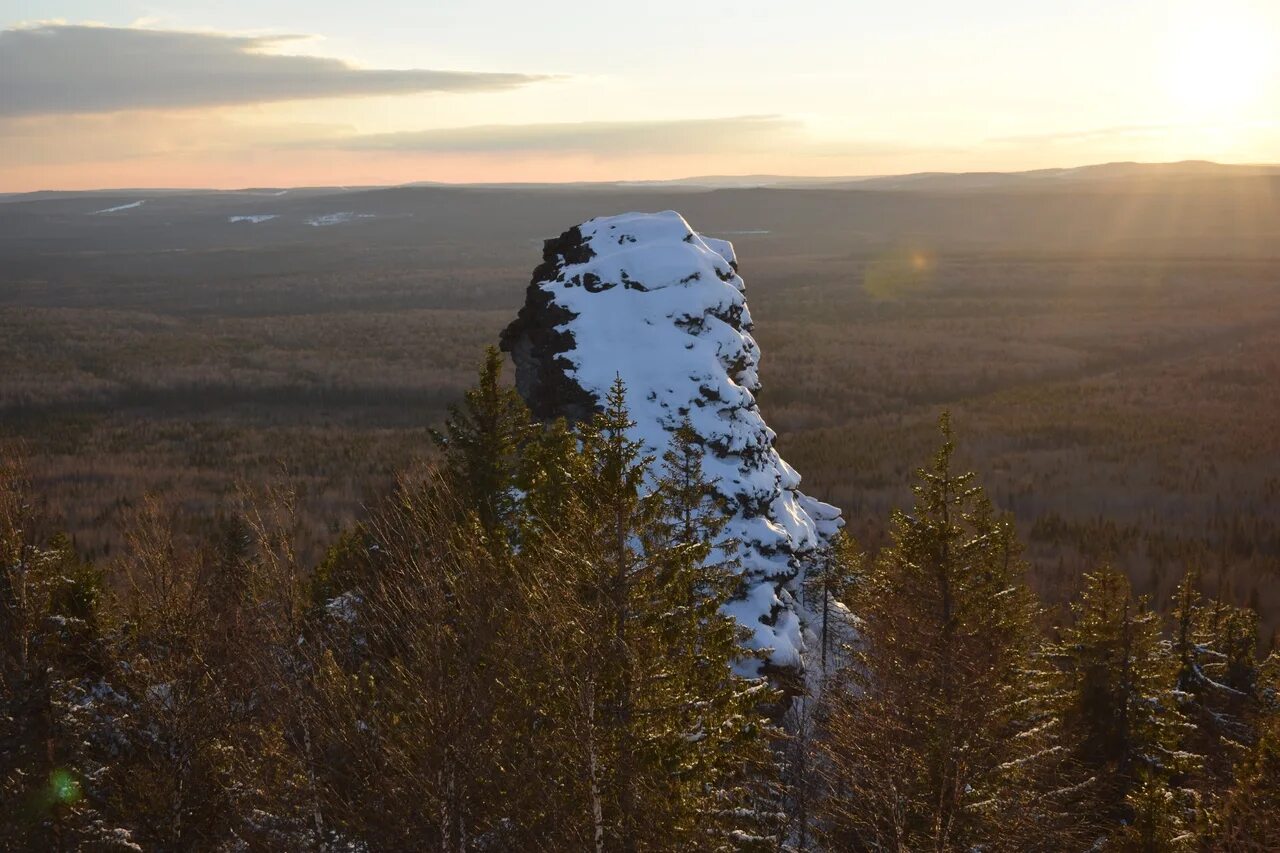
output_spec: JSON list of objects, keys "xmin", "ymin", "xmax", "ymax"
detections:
[
  {"xmin": 0, "ymin": 25, "xmax": 551, "ymax": 116},
  {"xmin": 331, "ymin": 116, "xmax": 802, "ymax": 155}
]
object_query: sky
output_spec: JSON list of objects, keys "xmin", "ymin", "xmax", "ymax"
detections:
[{"xmin": 2, "ymin": 0, "xmax": 1278, "ymax": 190}]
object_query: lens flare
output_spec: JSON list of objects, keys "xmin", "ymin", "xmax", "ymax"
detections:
[
  {"xmin": 863, "ymin": 246, "xmax": 936, "ymax": 300},
  {"xmin": 49, "ymin": 769, "xmax": 82, "ymax": 806}
]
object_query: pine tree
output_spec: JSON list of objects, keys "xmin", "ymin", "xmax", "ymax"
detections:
[{"xmin": 817, "ymin": 413, "xmax": 1086, "ymax": 851}]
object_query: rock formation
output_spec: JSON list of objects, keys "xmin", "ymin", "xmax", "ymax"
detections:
[{"xmin": 501, "ymin": 211, "xmax": 843, "ymax": 687}]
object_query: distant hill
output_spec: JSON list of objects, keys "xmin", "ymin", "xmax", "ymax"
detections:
[
  {"xmin": 7, "ymin": 160, "xmax": 1279, "ymax": 199},
  {"xmin": 2, "ymin": 161, "xmax": 1277, "ymax": 259}
]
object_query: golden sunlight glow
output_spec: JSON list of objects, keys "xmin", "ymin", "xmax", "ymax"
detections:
[{"xmin": 1165, "ymin": 10, "xmax": 1273, "ymax": 120}]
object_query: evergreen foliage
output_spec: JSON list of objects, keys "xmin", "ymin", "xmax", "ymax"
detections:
[
  {"xmin": 1169, "ymin": 565, "xmax": 1270, "ymax": 800},
  {"xmin": 816, "ymin": 414, "xmax": 1088, "ymax": 851},
  {"xmin": 2, "ymin": 361, "xmax": 1278, "ymax": 851},
  {"xmin": 1051, "ymin": 567, "xmax": 1199, "ymax": 791},
  {"xmin": 1213, "ymin": 710, "xmax": 1280, "ymax": 850},
  {"xmin": 431, "ymin": 345, "xmax": 530, "ymax": 541}
]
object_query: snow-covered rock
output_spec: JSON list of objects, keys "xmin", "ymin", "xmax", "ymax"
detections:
[{"xmin": 501, "ymin": 211, "xmax": 844, "ymax": 688}]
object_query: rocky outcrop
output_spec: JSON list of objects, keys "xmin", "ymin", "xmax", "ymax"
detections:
[{"xmin": 501, "ymin": 211, "xmax": 843, "ymax": 686}]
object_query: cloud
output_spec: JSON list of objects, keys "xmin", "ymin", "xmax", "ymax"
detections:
[
  {"xmin": 329, "ymin": 115, "xmax": 802, "ymax": 155},
  {"xmin": 0, "ymin": 24, "xmax": 551, "ymax": 116}
]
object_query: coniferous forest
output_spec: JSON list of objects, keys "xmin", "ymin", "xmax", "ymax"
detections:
[
  {"xmin": 6, "ymin": 2, "xmax": 1280, "ymax": 849},
  {"xmin": 2, "ymin": 351, "xmax": 1277, "ymax": 852}
]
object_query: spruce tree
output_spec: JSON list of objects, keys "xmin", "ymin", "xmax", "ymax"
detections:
[
  {"xmin": 431, "ymin": 345, "xmax": 530, "ymax": 541},
  {"xmin": 516, "ymin": 415, "xmax": 586, "ymax": 546},
  {"xmin": 557, "ymin": 379, "xmax": 780, "ymax": 850},
  {"xmin": 649, "ymin": 419, "xmax": 781, "ymax": 848},
  {"xmin": 817, "ymin": 414, "xmax": 1085, "ymax": 850},
  {"xmin": 1213, "ymin": 709, "xmax": 1280, "ymax": 850},
  {"xmin": 803, "ymin": 531, "xmax": 862, "ymax": 680},
  {"xmin": 0, "ymin": 455, "xmax": 131, "ymax": 852},
  {"xmin": 1170, "ymin": 566, "xmax": 1267, "ymax": 798},
  {"xmin": 337, "ymin": 369, "xmax": 781, "ymax": 850},
  {"xmin": 1050, "ymin": 565, "xmax": 1199, "ymax": 832},
  {"xmin": 1114, "ymin": 771, "xmax": 1197, "ymax": 853},
  {"xmin": 313, "ymin": 352, "xmax": 542, "ymax": 849},
  {"xmin": 343, "ymin": 472, "xmax": 533, "ymax": 850}
]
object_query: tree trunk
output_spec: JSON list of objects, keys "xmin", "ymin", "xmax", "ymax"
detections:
[
  {"xmin": 614, "ymin": 506, "xmax": 636, "ymax": 853},
  {"xmin": 584, "ymin": 682, "xmax": 606, "ymax": 853}
]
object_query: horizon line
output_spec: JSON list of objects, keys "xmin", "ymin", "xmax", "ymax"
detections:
[{"xmin": 4, "ymin": 158, "xmax": 1280, "ymax": 196}]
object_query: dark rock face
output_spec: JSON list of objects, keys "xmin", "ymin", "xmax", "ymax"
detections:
[
  {"xmin": 500, "ymin": 225, "xmax": 598, "ymax": 423},
  {"xmin": 500, "ymin": 211, "xmax": 846, "ymax": 688}
]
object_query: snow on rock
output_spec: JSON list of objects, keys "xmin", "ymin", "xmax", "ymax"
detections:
[
  {"xmin": 501, "ymin": 211, "xmax": 844, "ymax": 688},
  {"xmin": 228, "ymin": 214, "xmax": 279, "ymax": 224}
]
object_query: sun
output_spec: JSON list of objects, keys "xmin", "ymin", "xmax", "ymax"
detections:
[{"xmin": 1165, "ymin": 10, "xmax": 1273, "ymax": 119}]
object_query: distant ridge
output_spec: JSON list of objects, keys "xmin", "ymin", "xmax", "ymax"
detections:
[
  {"xmin": 5, "ymin": 160, "xmax": 1278, "ymax": 198},
  {"xmin": 814, "ymin": 160, "xmax": 1280, "ymax": 192},
  {"xmin": 402, "ymin": 161, "xmax": 1280, "ymax": 192}
]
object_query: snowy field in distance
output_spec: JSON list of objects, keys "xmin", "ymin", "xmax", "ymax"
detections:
[
  {"xmin": 305, "ymin": 212, "xmax": 377, "ymax": 227},
  {"xmin": 91, "ymin": 200, "xmax": 146, "ymax": 214}
]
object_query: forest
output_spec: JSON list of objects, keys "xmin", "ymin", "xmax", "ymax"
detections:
[
  {"xmin": 3, "ymin": 352, "xmax": 1277, "ymax": 851},
  {"xmin": 3, "ymin": 178, "xmax": 1278, "ymax": 850},
  {"xmin": 6, "ymin": 0, "xmax": 1280, "ymax": 844},
  {"xmin": 5, "ymin": 183, "xmax": 1279, "ymax": 647}
]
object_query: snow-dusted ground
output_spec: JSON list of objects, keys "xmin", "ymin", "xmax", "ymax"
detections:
[
  {"xmin": 522, "ymin": 211, "xmax": 844, "ymax": 678},
  {"xmin": 227, "ymin": 215, "xmax": 279, "ymax": 224},
  {"xmin": 91, "ymin": 200, "xmax": 145, "ymax": 214},
  {"xmin": 305, "ymin": 212, "xmax": 376, "ymax": 227}
]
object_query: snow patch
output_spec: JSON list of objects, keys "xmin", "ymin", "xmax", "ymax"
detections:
[
  {"xmin": 326, "ymin": 591, "xmax": 361, "ymax": 624},
  {"xmin": 305, "ymin": 212, "xmax": 376, "ymax": 227},
  {"xmin": 228, "ymin": 214, "xmax": 279, "ymax": 224},
  {"xmin": 91, "ymin": 200, "xmax": 145, "ymax": 214}
]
